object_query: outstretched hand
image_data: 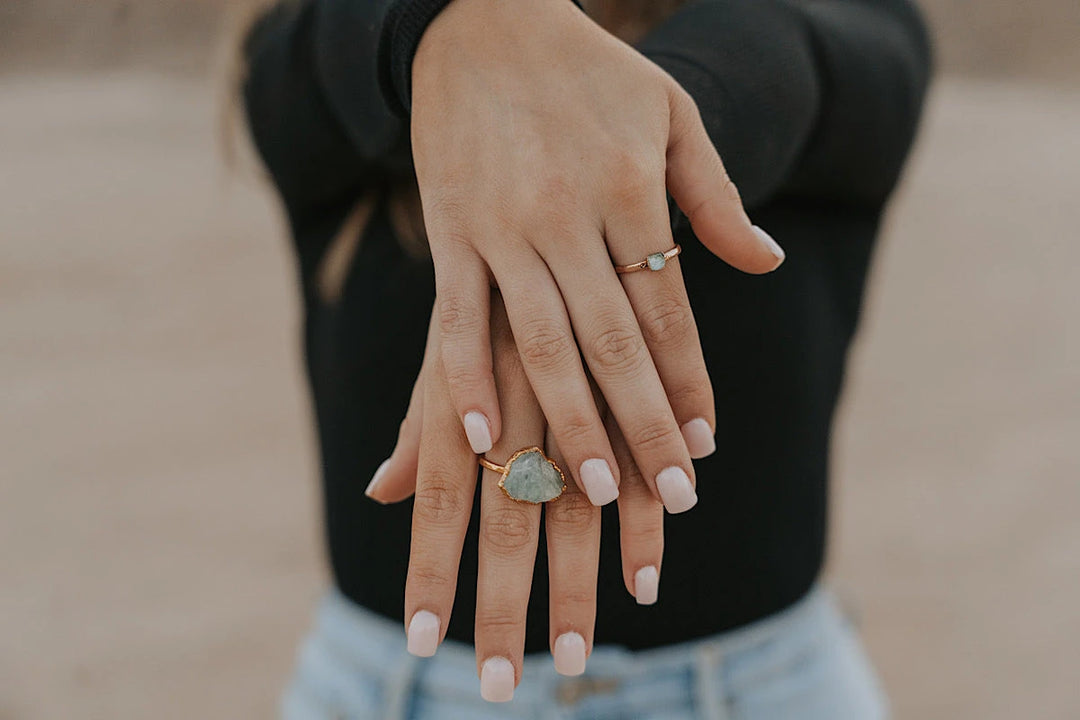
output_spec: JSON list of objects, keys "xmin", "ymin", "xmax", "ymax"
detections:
[{"xmin": 409, "ymin": 0, "xmax": 784, "ymax": 515}]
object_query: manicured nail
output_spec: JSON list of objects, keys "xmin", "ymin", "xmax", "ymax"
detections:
[
  {"xmin": 579, "ymin": 458, "xmax": 619, "ymax": 506},
  {"xmin": 406, "ymin": 610, "xmax": 440, "ymax": 657},
  {"xmin": 365, "ymin": 458, "xmax": 392, "ymax": 500},
  {"xmin": 480, "ymin": 656, "xmax": 515, "ymax": 702},
  {"xmin": 463, "ymin": 412, "xmax": 493, "ymax": 454},
  {"xmin": 635, "ymin": 566, "xmax": 659, "ymax": 605},
  {"xmin": 680, "ymin": 419, "xmax": 716, "ymax": 459},
  {"xmin": 752, "ymin": 225, "xmax": 785, "ymax": 267},
  {"xmin": 655, "ymin": 466, "xmax": 697, "ymax": 514},
  {"xmin": 553, "ymin": 632, "xmax": 587, "ymax": 676}
]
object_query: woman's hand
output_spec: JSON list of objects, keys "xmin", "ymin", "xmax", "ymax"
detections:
[
  {"xmin": 409, "ymin": 0, "xmax": 784, "ymax": 514},
  {"xmin": 367, "ymin": 294, "xmax": 665, "ymax": 701}
]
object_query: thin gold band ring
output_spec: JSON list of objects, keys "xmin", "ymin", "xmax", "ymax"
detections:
[{"xmin": 614, "ymin": 244, "xmax": 682, "ymax": 274}]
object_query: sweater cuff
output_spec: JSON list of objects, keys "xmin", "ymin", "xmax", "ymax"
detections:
[{"xmin": 383, "ymin": 0, "xmax": 584, "ymax": 118}]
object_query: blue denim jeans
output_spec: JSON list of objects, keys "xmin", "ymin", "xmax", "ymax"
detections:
[{"xmin": 281, "ymin": 585, "xmax": 887, "ymax": 720}]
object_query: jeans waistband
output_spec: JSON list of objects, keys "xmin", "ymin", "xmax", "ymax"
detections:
[{"xmin": 302, "ymin": 585, "xmax": 838, "ymax": 719}]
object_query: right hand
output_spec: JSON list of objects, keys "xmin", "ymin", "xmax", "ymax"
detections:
[{"xmin": 409, "ymin": 0, "xmax": 784, "ymax": 514}]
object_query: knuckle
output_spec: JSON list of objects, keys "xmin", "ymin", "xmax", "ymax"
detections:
[
  {"xmin": 438, "ymin": 295, "xmax": 483, "ymax": 339},
  {"xmin": 586, "ymin": 324, "xmax": 647, "ymax": 376},
  {"xmin": 414, "ymin": 475, "xmax": 468, "ymax": 524},
  {"xmin": 547, "ymin": 492, "xmax": 599, "ymax": 536},
  {"xmin": 607, "ymin": 152, "xmax": 658, "ymax": 209},
  {"xmin": 553, "ymin": 412, "xmax": 598, "ymax": 446},
  {"xmin": 639, "ymin": 296, "xmax": 695, "ymax": 349},
  {"xmin": 518, "ymin": 319, "xmax": 574, "ymax": 372},
  {"xmin": 622, "ymin": 515, "xmax": 664, "ymax": 548},
  {"xmin": 475, "ymin": 607, "xmax": 524, "ymax": 634},
  {"xmin": 426, "ymin": 194, "xmax": 474, "ymax": 248},
  {"xmin": 720, "ymin": 171, "xmax": 743, "ymax": 207},
  {"xmin": 553, "ymin": 587, "xmax": 596, "ymax": 611},
  {"xmin": 409, "ymin": 564, "xmax": 455, "ymax": 590},
  {"xmin": 665, "ymin": 380, "xmax": 712, "ymax": 412},
  {"xmin": 442, "ymin": 362, "xmax": 489, "ymax": 399},
  {"xmin": 481, "ymin": 506, "xmax": 536, "ymax": 554},
  {"xmin": 626, "ymin": 418, "xmax": 682, "ymax": 455}
]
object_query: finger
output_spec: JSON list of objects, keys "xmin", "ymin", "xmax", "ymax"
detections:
[
  {"xmin": 544, "ymin": 426, "xmax": 600, "ymax": 676},
  {"xmin": 366, "ymin": 305, "xmax": 440, "ymax": 504},
  {"xmin": 429, "ymin": 228, "xmax": 501, "ymax": 454},
  {"xmin": 403, "ymin": 309, "xmax": 480, "ymax": 659},
  {"xmin": 605, "ymin": 179, "xmax": 716, "ymax": 460},
  {"xmin": 491, "ymin": 247, "xmax": 621, "ymax": 508},
  {"xmin": 474, "ymin": 297, "xmax": 546, "ymax": 703},
  {"xmin": 665, "ymin": 83, "xmax": 785, "ymax": 274},
  {"xmin": 608, "ymin": 411, "xmax": 665, "ymax": 605},
  {"xmin": 364, "ymin": 361, "xmax": 425, "ymax": 503},
  {"xmin": 535, "ymin": 231, "xmax": 698, "ymax": 515}
]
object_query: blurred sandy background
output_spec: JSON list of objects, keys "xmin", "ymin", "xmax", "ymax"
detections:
[{"xmin": 1, "ymin": 1, "xmax": 1078, "ymax": 718}]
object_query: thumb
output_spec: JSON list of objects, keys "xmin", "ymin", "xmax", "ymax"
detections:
[
  {"xmin": 365, "ymin": 367, "xmax": 426, "ymax": 505},
  {"xmin": 664, "ymin": 85, "xmax": 785, "ymax": 275}
]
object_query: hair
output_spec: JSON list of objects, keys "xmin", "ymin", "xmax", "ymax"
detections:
[{"xmin": 225, "ymin": 0, "xmax": 688, "ymax": 264}]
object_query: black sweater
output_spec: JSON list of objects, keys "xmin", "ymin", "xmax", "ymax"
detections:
[{"xmin": 242, "ymin": 0, "xmax": 930, "ymax": 651}]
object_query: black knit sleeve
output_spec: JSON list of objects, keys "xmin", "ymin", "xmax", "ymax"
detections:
[
  {"xmin": 243, "ymin": 0, "xmax": 930, "ymax": 222},
  {"xmin": 636, "ymin": 0, "xmax": 932, "ymax": 208}
]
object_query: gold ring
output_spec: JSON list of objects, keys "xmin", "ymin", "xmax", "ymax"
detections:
[
  {"xmin": 479, "ymin": 446, "xmax": 567, "ymax": 504},
  {"xmin": 614, "ymin": 245, "xmax": 681, "ymax": 274}
]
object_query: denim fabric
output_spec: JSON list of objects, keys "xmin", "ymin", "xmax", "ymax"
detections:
[{"xmin": 281, "ymin": 586, "xmax": 887, "ymax": 720}]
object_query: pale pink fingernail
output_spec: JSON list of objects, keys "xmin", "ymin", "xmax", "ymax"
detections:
[
  {"xmin": 553, "ymin": 631, "xmax": 587, "ymax": 676},
  {"xmin": 480, "ymin": 656, "xmax": 515, "ymax": 702},
  {"xmin": 635, "ymin": 566, "xmax": 659, "ymax": 605},
  {"xmin": 752, "ymin": 225, "xmax": 785, "ymax": 267},
  {"xmin": 463, "ymin": 412, "xmax": 493, "ymax": 454},
  {"xmin": 406, "ymin": 610, "xmax": 440, "ymax": 657},
  {"xmin": 656, "ymin": 466, "xmax": 697, "ymax": 514},
  {"xmin": 579, "ymin": 459, "xmax": 619, "ymax": 506},
  {"xmin": 680, "ymin": 419, "xmax": 716, "ymax": 459},
  {"xmin": 365, "ymin": 458, "xmax": 392, "ymax": 500}
]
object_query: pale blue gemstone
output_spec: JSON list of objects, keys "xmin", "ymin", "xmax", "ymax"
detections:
[
  {"xmin": 501, "ymin": 450, "xmax": 564, "ymax": 503},
  {"xmin": 646, "ymin": 252, "xmax": 666, "ymax": 271}
]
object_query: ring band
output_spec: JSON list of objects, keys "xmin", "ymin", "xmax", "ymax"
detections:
[
  {"xmin": 479, "ymin": 446, "xmax": 567, "ymax": 504},
  {"xmin": 614, "ymin": 244, "xmax": 681, "ymax": 274}
]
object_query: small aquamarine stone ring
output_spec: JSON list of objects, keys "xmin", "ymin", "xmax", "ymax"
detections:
[
  {"xmin": 479, "ymin": 446, "xmax": 567, "ymax": 504},
  {"xmin": 614, "ymin": 244, "xmax": 682, "ymax": 274}
]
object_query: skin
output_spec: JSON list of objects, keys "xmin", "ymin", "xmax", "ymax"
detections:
[
  {"xmin": 368, "ymin": 294, "xmax": 664, "ymax": 693},
  {"xmin": 409, "ymin": 0, "xmax": 784, "ymax": 512},
  {"xmin": 367, "ymin": 0, "xmax": 785, "ymax": 698}
]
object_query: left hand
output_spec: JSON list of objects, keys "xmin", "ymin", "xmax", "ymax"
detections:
[{"xmin": 366, "ymin": 292, "xmax": 665, "ymax": 701}]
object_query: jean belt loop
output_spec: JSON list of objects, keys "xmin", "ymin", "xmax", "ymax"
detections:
[
  {"xmin": 381, "ymin": 651, "xmax": 420, "ymax": 720},
  {"xmin": 692, "ymin": 642, "xmax": 729, "ymax": 720}
]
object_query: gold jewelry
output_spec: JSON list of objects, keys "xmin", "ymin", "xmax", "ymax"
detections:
[
  {"xmin": 614, "ymin": 244, "xmax": 682, "ymax": 274},
  {"xmin": 479, "ymin": 446, "xmax": 567, "ymax": 504}
]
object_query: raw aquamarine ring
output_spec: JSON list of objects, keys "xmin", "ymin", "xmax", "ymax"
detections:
[
  {"xmin": 614, "ymin": 244, "xmax": 682, "ymax": 274},
  {"xmin": 479, "ymin": 447, "xmax": 567, "ymax": 504}
]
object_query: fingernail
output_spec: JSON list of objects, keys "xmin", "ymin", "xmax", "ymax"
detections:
[
  {"xmin": 463, "ymin": 412, "xmax": 493, "ymax": 454},
  {"xmin": 480, "ymin": 656, "xmax": 515, "ymax": 702},
  {"xmin": 406, "ymin": 610, "xmax": 440, "ymax": 657},
  {"xmin": 680, "ymin": 419, "xmax": 716, "ymax": 459},
  {"xmin": 635, "ymin": 566, "xmax": 659, "ymax": 605},
  {"xmin": 752, "ymin": 225, "xmax": 785, "ymax": 267},
  {"xmin": 553, "ymin": 632, "xmax": 587, "ymax": 676},
  {"xmin": 365, "ymin": 458, "xmax": 392, "ymax": 500},
  {"xmin": 655, "ymin": 466, "xmax": 697, "ymax": 514},
  {"xmin": 579, "ymin": 459, "xmax": 619, "ymax": 506}
]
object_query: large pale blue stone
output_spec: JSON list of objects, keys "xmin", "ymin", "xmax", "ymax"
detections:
[
  {"xmin": 646, "ymin": 252, "xmax": 667, "ymax": 271},
  {"xmin": 500, "ymin": 450, "xmax": 565, "ymax": 503}
]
